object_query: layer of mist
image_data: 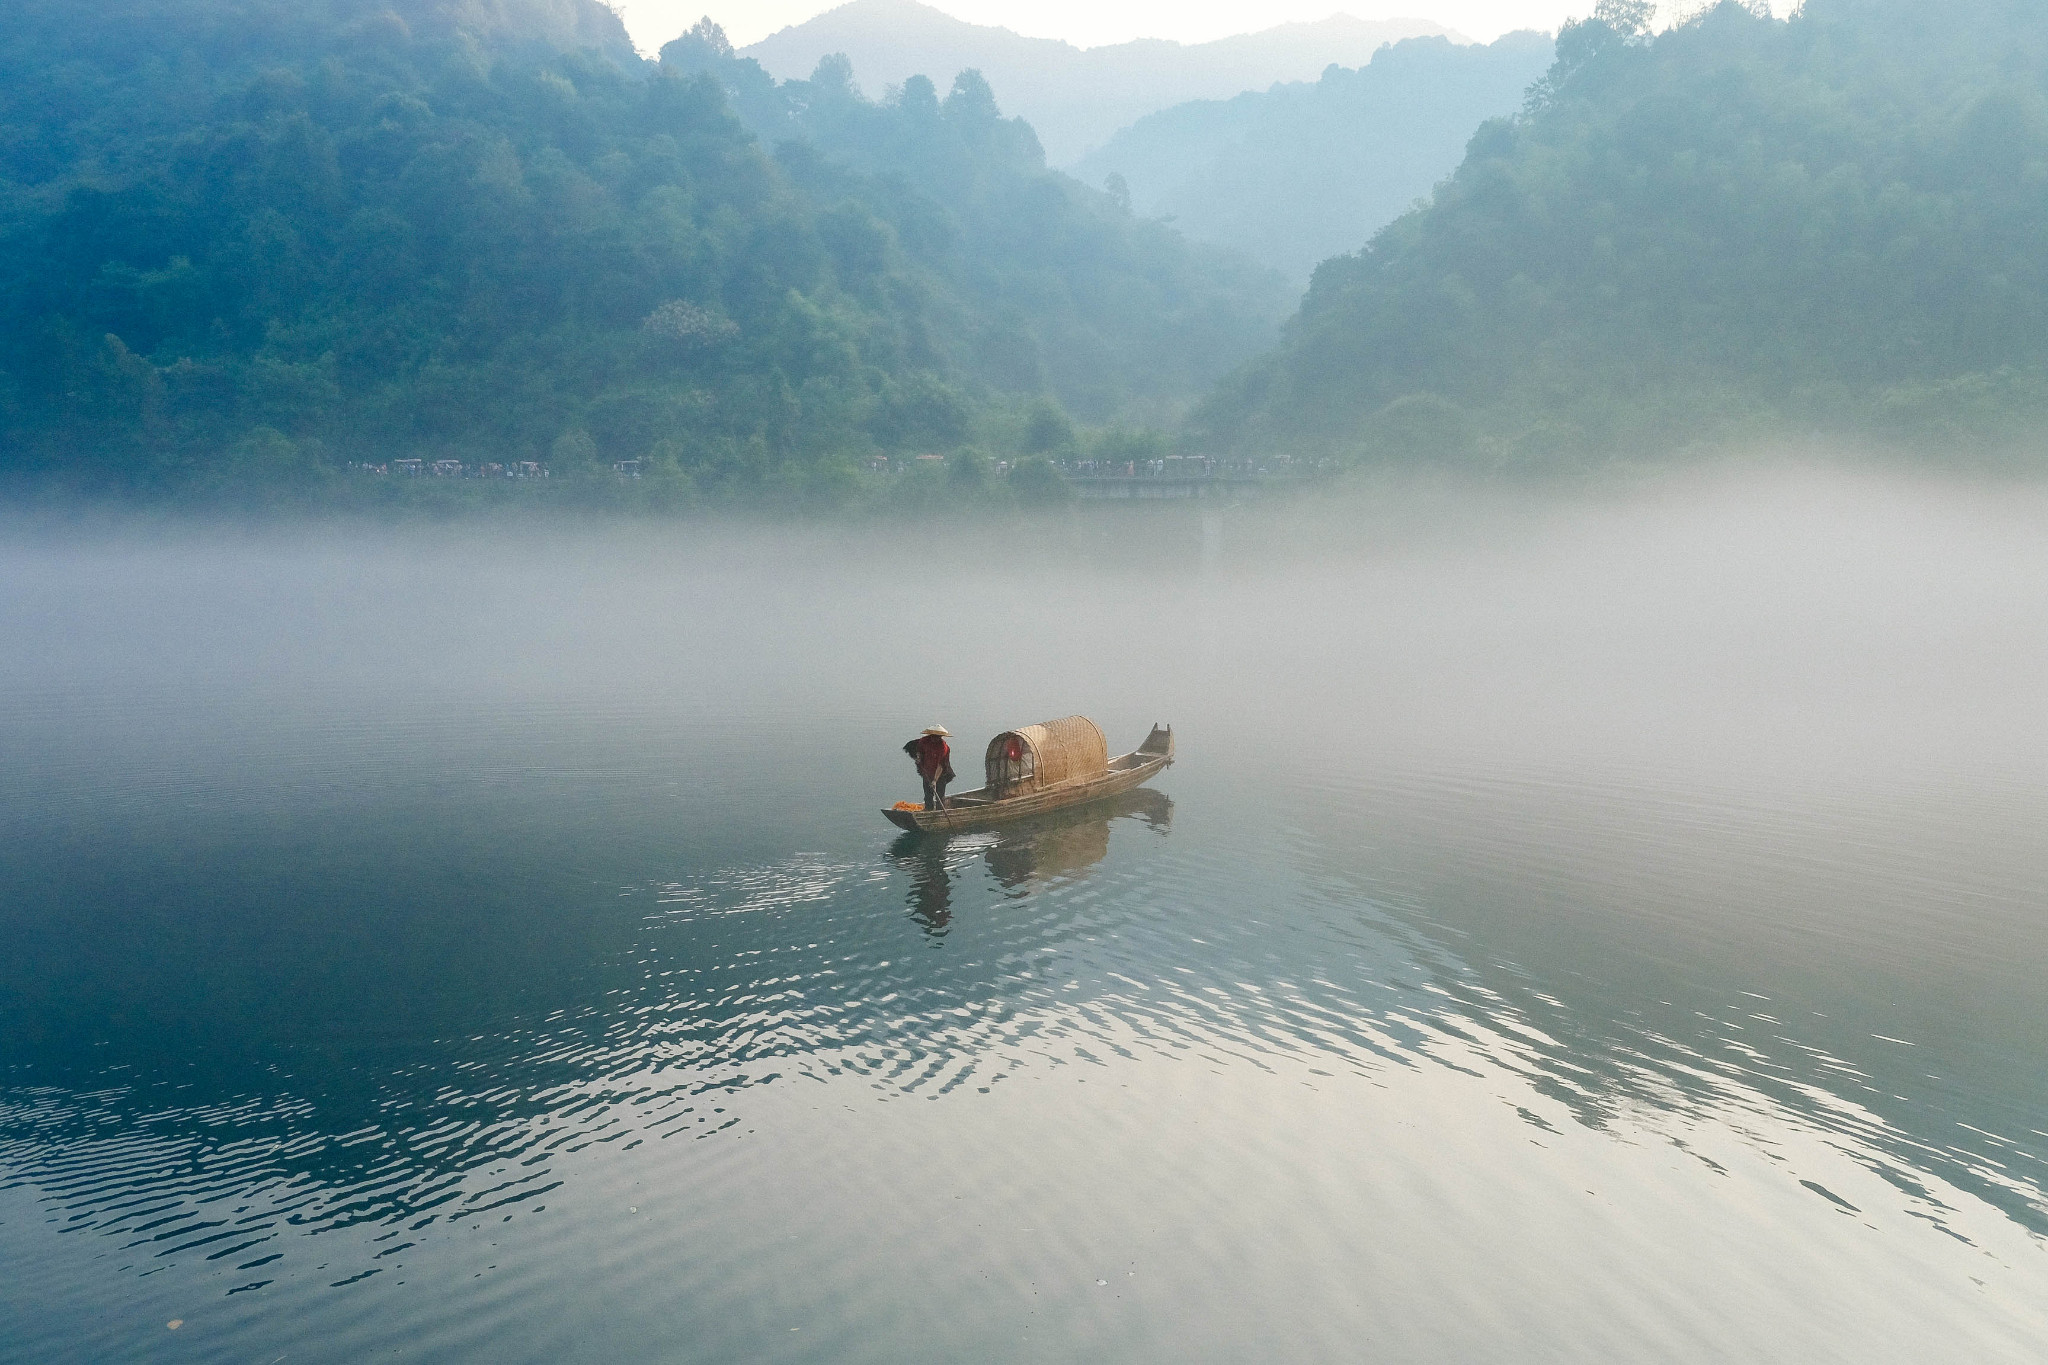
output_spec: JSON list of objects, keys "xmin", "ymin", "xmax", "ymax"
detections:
[
  {"xmin": 4, "ymin": 464, "xmax": 2046, "ymax": 1360},
  {"xmin": 9, "ymin": 461, "xmax": 2042, "ymax": 774}
]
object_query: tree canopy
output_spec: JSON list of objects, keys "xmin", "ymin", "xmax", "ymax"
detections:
[
  {"xmin": 0, "ymin": 0, "xmax": 1286, "ymax": 502},
  {"xmin": 1198, "ymin": 0, "xmax": 2048, "ymax": 467}
]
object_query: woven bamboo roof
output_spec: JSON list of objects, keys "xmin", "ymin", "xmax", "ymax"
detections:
[{"xmin": 987, "ymin": 715, "xmax": 1108, "ymax": 788}]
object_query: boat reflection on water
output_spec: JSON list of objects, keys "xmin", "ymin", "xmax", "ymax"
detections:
[
  {"xmin": 985, "ymin": 787, "xmax": 1173, "ymax": 892},
  {"xmin": 889, "ymin": 788, "xmax": 1173, "ymax": 934}
]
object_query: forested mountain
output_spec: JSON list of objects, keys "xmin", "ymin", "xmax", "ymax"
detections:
[
  {"xmin": 1072, "ymin": 33, "xmax": 1553, "ymax": 283},
  {"xmin": 1199, "ymin": 0, "xmax": 2048, "ymax": 467},
  {"xmin": 740, "ymin": 0, "xmax": 1458, "ymax": 163},
  {"xmin": 659, "ymin": 26, "xmax": 1287, "ymax": 425},
  {"xmin": 0, "ymin": 0, "xmax": 1286, "ymax": 500}
]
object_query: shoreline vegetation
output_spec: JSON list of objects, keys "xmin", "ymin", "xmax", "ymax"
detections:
[
  {"xmin": 7, "ymin": 443, "xmax": 2040, "ymax": 532},
  {"xmin": 2, "ymin": 0, "xmax": 2046, "ymax": 513},
  {"xmin": 0, "ymin": 443, "xmax": 1321, "ymax": 518}
]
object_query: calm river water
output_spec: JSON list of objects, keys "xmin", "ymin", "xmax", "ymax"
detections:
[{"xmin": 3, "ymin": 472, "xmax": 2046, "ymax": 1362}]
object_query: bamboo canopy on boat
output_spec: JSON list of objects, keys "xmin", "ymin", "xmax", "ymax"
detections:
[
  {"xmin": 885, "ymin": 717, "xmax": 1171, "ymax": 833},
  {"xmin": 985, "ymin": 715, "xmax": 1109, "ymax": 795}
]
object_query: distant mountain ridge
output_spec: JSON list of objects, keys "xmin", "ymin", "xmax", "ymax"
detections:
[
  {"xmin": 1073, "ymin": 32, "xmax": 1554, "ymax": 283},
  {"xmin": 740, "ymin": 0, "xmax": 1464, "ymax": 162}
]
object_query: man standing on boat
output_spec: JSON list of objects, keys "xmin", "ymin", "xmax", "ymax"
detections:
[{"xmin": 905, "ymin": 725, "xmax": 955, "ymax": 811}]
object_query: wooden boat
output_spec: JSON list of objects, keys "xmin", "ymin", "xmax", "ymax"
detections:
[{"xmin": 883, "ymin": 716, "xmax": 1174, "ymax": 834}]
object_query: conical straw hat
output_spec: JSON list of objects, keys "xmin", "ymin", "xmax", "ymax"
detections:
[{"xmin": 921, "ymin": 725, "xmax": 952, "ymax": 736}]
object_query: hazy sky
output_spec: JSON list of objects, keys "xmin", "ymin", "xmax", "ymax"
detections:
[{"xmin": 617, "ymin": 1, "xmax": 1589, "ymax": 51}]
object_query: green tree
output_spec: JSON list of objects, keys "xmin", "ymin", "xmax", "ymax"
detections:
[
  {"xmin": 550, "ymin": 429, "xmax": 600, "ymax": 476},
  {"xmin": 1022, "ymin": 397, "xmax": 1078, "ymax": 455},
  {"xmin": 1008, "ymin": 454, "xmax": 1075, "ymax": 505},
  {"xmin": 946, "ymin": 446, "xmax": 991, "ymax": 493}
]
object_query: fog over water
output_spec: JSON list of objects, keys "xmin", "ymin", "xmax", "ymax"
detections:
[{"xmin": 2, "ymin": 466, "xmax": 2045, "ymax": 1362}]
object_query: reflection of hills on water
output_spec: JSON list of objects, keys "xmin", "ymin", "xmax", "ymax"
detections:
[{"xmin": 888, "ymin": 788, "xmax": 1173, "ymax": 932}]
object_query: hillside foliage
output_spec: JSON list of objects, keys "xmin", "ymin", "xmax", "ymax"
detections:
[
  {"xmin": 0, "ymin": 1, "xmax": 1285, "ymax": 502},
  {"xmin": 1198, "ymin": 0, "xmax": 2048, "ymax": 468}
]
